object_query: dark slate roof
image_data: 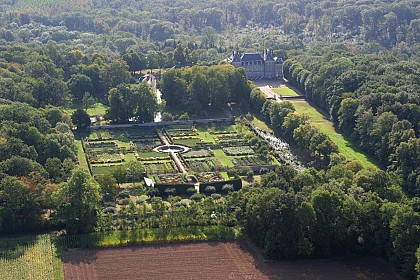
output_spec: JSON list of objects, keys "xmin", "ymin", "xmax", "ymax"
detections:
[
  {"xmin": 264, "ymin": 50, "xmax": 274, "ymax": 61},
  {"xmin": 231, "ymin": 52, "xmax": 241, "ymax": 62},
  {"xmin": 275, "ymin": 57, "xmax": 284, "ymax": 64},
  {"xmin": 241, "ymin": 53, "xmax": 264, "ymax": 62}
]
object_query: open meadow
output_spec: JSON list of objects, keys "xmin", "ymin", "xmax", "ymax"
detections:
[{"xmin": 289, "ymin": 99, "xmax": 378, "ymax": 169}]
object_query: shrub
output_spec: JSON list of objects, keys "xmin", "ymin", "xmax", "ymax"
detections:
[
  {"xmin": 118, "ymin": 198, "xmax": 130, "ymax": 205},
  {"xmin": 117, "ymin": 190, "xmax": 130, "ymax": 199},
  {"xmin": 190, "ymin": 193, "xmax": 205, "ymax": 201},
  {"xmin": 205, "ymin": 185, "xmax": 216, "ymax": 194},
  {"xmin": 103, "ymin": 206, "xmax": 116, "ymax": 214},
  {"xmin": 222, "ymin": 184, "xmax": 234, "ymax": 193},
  {"xmin": 178, "ymin": 112, "xmax": 189, "ymax": 120},
  {"xmin": 164, "ymin": 188, "xmax": 176, "ymax": 196},
  {"xmin": 187, "ymin": 187, "xmax": 197, "ymax": 194},
  {"xmin": 211, "ymin": 193, "xmax": 222, "ymax": 200},
  {"xmin": 147, "ymin": 187, "xmax": 159, "ymax": 196}
]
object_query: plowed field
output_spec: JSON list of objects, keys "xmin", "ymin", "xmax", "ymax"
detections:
[{"xmin": 62, "ymin": 241, "xmax": 402, "ymax": 280}]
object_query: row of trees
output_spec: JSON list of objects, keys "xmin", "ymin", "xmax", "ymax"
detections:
[{"xmin": 283, "ymin": 51, "xmax": 420, "ymax": 196}]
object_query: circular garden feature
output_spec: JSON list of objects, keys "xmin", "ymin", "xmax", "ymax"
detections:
[{"xmin": 154, "ymin": 144, "xmax": 190, "ymax": 154}]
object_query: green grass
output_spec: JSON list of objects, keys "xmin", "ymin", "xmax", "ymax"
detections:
[
  {"xmin": 250, "ymin": 114, "xmax": 273, "ymax": 133},
  {"xmin": 63, "ymin": 102, "xmax": 108, "ymax": 116},
  {"xmin": 273, "ymin": 87, "xmax": 300, "ymax": 97},
  {"xmin": 290, "ymin": 101, "xmax": 327, "ymax": 123},
  {"xmin": 290, "ymin": 100, "xmax": 378, "ymax": 169},
  {"xmin": 0, "ymin": 234, "xmax": 63, "ymax": 280},
  {"xmin": 91, "ymin": 164, "xmax": 122, "ymax": 175},
  {"xmin": 75, "ymin": 140, "xmax": 89, "ymax": 171},
  {"xmin": 213, "ymin": 149, "xmax": 234, "ymax": 167},
  {"xmin": 173, "ymin": 138, "xmax": 202, "ymax": 146},
  {"xmin": 137, "ymin": 151, "xmax": 167, "ymax": 159}
]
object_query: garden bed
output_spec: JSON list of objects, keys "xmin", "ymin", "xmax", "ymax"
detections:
[
  {"xmin": 195, "ymin": 172, "xmax": 225, "ymax": 183},
  {"xmin": 222, "ymin": 146, "xmax": 255, "ymax": 156},
  {"xmin": 183, "ymin": 149, "xmax": 214, "ymax": 158},
  {"xmin": 144, "ymin": 161, "xmax": 176, "ymax": 174},
  {"xmin": 186, "ymin": 158, "xmax": 222, "ymax": 172},
  {"xmin": 232, "ymin": 156, "xmax": 271, "ymax": 166}
]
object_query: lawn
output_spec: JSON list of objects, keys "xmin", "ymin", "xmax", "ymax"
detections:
[
  {"xmin": 250, "ymin": 114, "xmax": 273, "ymax": 133},
  {"xmin": 213, "ymin": 149, "xmax": 234, "ymax": 167},
  {"xmin": 290, "ymin": 100, "xmax": 378, "ymax": 169},
  {"xmin": 273, "ymin": 87, "xmax": 300, "ymax": 97},
  {"xmin": 63, "ymin": 102, "xmax": 108, "ymax": 116}
]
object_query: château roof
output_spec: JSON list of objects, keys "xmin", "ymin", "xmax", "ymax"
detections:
[
  {"xmin": 274, "ymin": 57, "xmax": 283, "ymax": 64},
  {"xmin": 231, "ymin": 51, "xmax": 241, "ymax": 62},
  {"xmin": 264, "ymin": 50, "xmax": 274, "ymax": 61},
  {"xmin": 241, "ymin": 53, "xmax": 264, "ymax": 62}
]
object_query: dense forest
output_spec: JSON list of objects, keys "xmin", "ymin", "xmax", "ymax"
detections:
[{"xmin": 0, "ymin": 0, "xmax": 419, "ymax": 279}]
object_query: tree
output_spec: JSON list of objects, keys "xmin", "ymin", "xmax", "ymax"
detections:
[
  {"xmin": 71, "ymin": 109, "xmax": 91, "ymax": 129},
  {"xmin": 173, "ymin": 43, "xmax": 187, "ymax": 66},
  {"xmin": 95, "ymin": 174, "xmax": 118, "ymax": 196},
  {"xmin": 45, "ymin": 157, "xmax": 62, "ymax": 181},
  {"xmin": 390, "ymin": 207, "xmax": 420, "ymax": 279},
  {"xmin": 68, "ymin": 74, "xmax": 92, "ymax": 100},
  {"xmin": 55, "ymin": 169, "xmax": 100, "ymax": 234},
  {"xmin": 103, "ymin": 59, "xmax": 130, "ymax": 93},
  {"xmin": 107, "ymin": 82, "xmax": 158, "ymax": 123},
  {"xmin": 0, "ymin": 176, "xmax": 41, "ymax": 233},
  {"xmin": 82, "ymin": 92, "xmax": 96, "ymax": 110}
]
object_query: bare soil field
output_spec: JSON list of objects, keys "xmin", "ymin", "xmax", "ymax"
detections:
[{"xmin": 62, "ymin": 240, "xmax": 403, "ymax": 280}]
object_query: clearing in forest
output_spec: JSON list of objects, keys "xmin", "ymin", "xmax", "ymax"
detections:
[{"xmin": 290, "ymin": 99, "xmax": 378, "ymax": 169}]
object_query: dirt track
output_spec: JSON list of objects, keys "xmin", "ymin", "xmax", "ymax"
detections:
[{"xmin": 62, "ymin": 241, "xmax": 403, "ymax": 280}]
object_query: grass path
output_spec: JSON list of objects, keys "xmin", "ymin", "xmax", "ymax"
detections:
[
  {"xmin": 290, "ymin": 100, "xmax": 379, "ymax": 169},
  {"xmin": 75, "ymin": 140, "xmax": 89, "ymax": 171}
]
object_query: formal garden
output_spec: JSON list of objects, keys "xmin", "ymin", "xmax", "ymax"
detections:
[{"xmin": 79, "ymin": 121, "xmax": 281, "ymax": 196}]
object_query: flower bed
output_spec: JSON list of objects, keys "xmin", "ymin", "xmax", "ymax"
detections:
[
  {"xmin": 217, "ymin": 139, "xmax": 248, "ymax": 147},
  {"xmin": 85, "ymin": 141, "xmax": 118, "ymax": 149},
  {"xmin": 88, "ymin": 152, "xmax": 125, "ymax": 164},
  {"xmin": 183, "ymin": 149, "xmax": 214, "ymax": 158},
  {"xmin": 131, "ymin": 139, "xmax": 161, "ymax": 151},
  {"xmin": 144, "ymin": 161, "xmax": 176, "ymax": 174},
  {"xmin": 232, "ymin": 156, "xmax": 271, "ymax": 166},
  {"xmin": 186, "ymin": 158, "xmax": 221, "ymax": 172},
  {"xmin": 166, "ymin": 125, "xmax": 198, "ymax": 137},
  {"xmin": 125, "ymin": 128, "xmax": 157, "ymax": 139},
  {"xmin": 156, "ymin": 173, "xmax": 185, "ymax": 184},
  {"xmin": 222, "ymin": 146, "xmax": 255, "ymax": 156},
  {"xmin": 195, "ymin": 172, "xmax": 224, "ymax": 183},
  {"xmin": 136, "ymin": 155, "xmax": 170, "ymax": 161},
  {"xmin": 88, "ymin": 130, "xmax": 114, "ymax": 141}
]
